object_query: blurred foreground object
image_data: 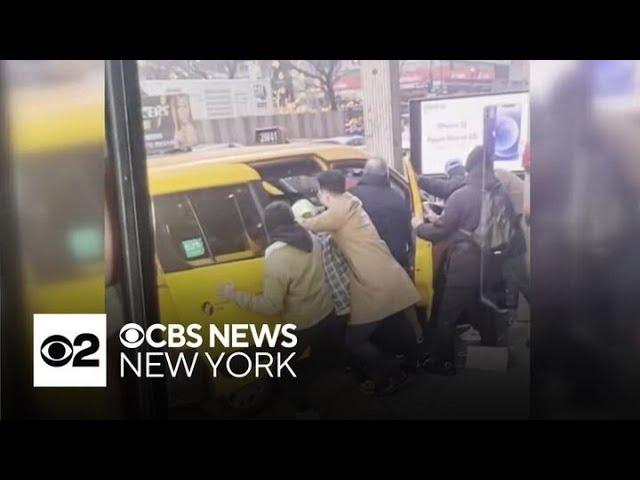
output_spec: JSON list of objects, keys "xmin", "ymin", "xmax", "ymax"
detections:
[
  {"xmin": 531, "ymin": 60, "xmax": 640, "ymax": 418},
  {"xmin": 0, "ymin": 60, "xmax": 109, "ymax": 419}
]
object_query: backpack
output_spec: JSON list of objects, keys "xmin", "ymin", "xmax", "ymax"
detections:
[
  {"xmin": 460, "ymin": 182, "xmax": 521, "ymax": 312},
  {"xmin": 460, "ymin": 182, "xmax": 519, "ymax": 257}
]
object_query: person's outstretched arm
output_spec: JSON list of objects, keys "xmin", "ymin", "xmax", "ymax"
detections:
[
  {"xmin": 418, "ymin": 175, "xmax": 464, "ymax": 200},
  {"xmin": 415, "ymin": 193, "xmax": 463, "ymax": 243},
  {"xmin": 299, "ymin": 203, "xmax": 347, "ymax": 233},
  {"xmin": 219, "ymin": 255, "xmax": 287, "ymax": 316}
]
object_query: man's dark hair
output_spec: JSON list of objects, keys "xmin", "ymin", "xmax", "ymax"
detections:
[
  {"xmin": 465, "ymin": 145, "xmax": 492, "ymax": 173},
  {"xmin": 264, "ymin": 201, "xmax": 295, "ymax": 234},
  {"xmin": 316, "ymin": 170, "xmax": 346, "ymax": 194}
]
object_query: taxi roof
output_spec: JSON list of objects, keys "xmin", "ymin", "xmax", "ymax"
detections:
[
  {"xmin": 148, "ymin": 161, "xmax": 262, "ymax": 196},
  {"xmin": 147, "ymin": 142, "xmax": 368, "ymax": 170},
  {"xmin": 147, "ymin": 142, "xmax": 370, "ymax": 195}
]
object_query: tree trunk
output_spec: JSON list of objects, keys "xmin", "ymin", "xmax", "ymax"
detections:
[
  {"xmin": 323, "ymin": 82, "xmax": 338, "ymax": 110},
  {"xmin": 227, "ymin": 62, "xmax": 237, "ymax": 79}
]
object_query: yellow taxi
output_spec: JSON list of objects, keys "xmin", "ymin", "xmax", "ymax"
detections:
[{"xmin": 147, "ymin": 142, "xmax": 434, "ymax": 414}]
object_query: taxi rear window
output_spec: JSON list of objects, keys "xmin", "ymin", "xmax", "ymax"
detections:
[
  {"xmin": 251, "ymin": 156, "xmax": 322, "ymax": 197},
  {"xmin": 153, "ymin": 183, "xmax": 267, "ymax": 273}
]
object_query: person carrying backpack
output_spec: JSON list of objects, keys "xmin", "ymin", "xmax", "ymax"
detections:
[{"xmin": 412, "ymin": 145, "xmax": 518, "ymax": 375}]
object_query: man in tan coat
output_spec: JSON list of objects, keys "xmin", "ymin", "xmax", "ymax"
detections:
[{"xmin": 300, "ymin": 170, "xmax": 421, "ymax": 396}]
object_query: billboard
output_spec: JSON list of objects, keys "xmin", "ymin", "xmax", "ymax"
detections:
[
  {"xmin": 140, "ymin": 78, "xmax": 273, "ymax": 121},
  {"xmin": 410, "ymin": 91, "xmax": 529, "ymax": 174},
  {"xmin": 142, "ymin": 94, "xmax": 200, "ymax": 154}
]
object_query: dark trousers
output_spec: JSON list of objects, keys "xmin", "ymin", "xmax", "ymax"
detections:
[
  {"xmin": 317, "ymin": 313, "xmax": 349, "ymax": 368},
  {"xmin": 431, "ymin": 287, "xmax": 497, "ymax": 364},
  {"xmin": 279, "ymin": 311, "xmax": 341, "ymax": 411},
  {"xmin": 375, "ymin": 310, "xmax": 425, "ymax": 363},
  {"xmin": 426, "ymin": 253, "xmax": 470, "ymax": 343},
  {"xmin": 504, "ymin": 253, "xmax": 530, "ymax": 306},
  {"xmin": 345, "ymin": 311, "xmax": 418, "ymax": 384}
]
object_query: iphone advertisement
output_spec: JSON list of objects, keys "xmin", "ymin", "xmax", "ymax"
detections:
[{"xmin": 411, "ymin": 91, "xmax": 529, "ymax": 175}]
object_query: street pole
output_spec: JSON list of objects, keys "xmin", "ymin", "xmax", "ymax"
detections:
[{"xmin": 361, "ymin": 60, "xmax": 403, "ymax": 172}]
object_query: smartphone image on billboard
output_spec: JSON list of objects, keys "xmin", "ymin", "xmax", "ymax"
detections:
[
  {"xmin": 485, "ymin": 103, "xmax": 522, "ymax": 161},
  {"xmin": 483, "ymin": 105, "xmax": 497, "ymax": 162}
]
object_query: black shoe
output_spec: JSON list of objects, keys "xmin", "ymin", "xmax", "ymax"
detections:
[{"xmin": 422, "ymin": 359, "xmax": 457, "ymax": 376}]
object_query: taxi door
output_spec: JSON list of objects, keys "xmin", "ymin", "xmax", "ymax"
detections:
[
  {"xmin": 404, "ymin": 157, "xmax": 434, "ymax": 310},
  {"xmin": 152, "ymin": 175, "xmax": 279, "ymax": 350}
]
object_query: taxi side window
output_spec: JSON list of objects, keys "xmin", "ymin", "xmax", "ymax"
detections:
[
  {"xmin": 153, "ymin": 184, "xmax": 267, "ymax": 273},
  {"xmin": 190, "ymin": 185, "xmax": 266, "ymax": 262},
  {"xmin": 153, "ymin": 193, "xmax": 213, "ymax": 272}
]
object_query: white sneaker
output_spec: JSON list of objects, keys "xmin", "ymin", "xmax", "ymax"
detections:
[{"xmin": 459, "ymin": 327, "xmax": 481, "ymax": 343}]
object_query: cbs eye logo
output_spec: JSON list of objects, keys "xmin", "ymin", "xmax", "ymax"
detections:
[
  {"xmin": 33, "ymin": 314, "xmax": 106, "ymax": 387},
  {"xmin": 40, "ymin": 333, "xmax": 100, "ymax": 368},
  {"xmin": 119, "ymin": 323, "xmax": 145, "ymax": 348}
]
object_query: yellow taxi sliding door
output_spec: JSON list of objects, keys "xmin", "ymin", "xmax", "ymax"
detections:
[
  {"xmin": 404, "ymin": 157, "xmax": 434, "ymax": 310},
  {"xmin": 150, "ymin": 172, "xmax": 279, "ymax": 396},
  {"xmin": 153, "ymin": 180, "xmax": 277, "ymax": 336}
]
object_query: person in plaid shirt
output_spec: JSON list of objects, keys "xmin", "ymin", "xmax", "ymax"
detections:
[
  {"xmin": 317, "ymin": 233, "xmax": 350, "ymax": 316},
  {"xmin": 293, "ymin": 199, "xmax": 350, "ymax": 315},
  {"xmin": 293, "ymin": 199, "xmax": 350, "ymax": 366}
]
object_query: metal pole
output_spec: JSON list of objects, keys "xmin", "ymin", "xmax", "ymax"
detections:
[{"xmin": 105, "ymin": 60, "xmax": 168, "ymax": 420}]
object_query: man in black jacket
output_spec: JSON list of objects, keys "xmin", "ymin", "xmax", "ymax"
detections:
[
  {"xmin": 413, "ymin": 146, "xmax": 500, "ymax": 375},
  {"xmin": 351, "ymin": 157, "xmax": 412, "ymax": 269},
  {"xmin": 418, "ymin": 158, "xmax": 466, "ymax": 200},
  {"xmin": 351, "ymin": 157, "xmax": 426, "ymax": 364}
]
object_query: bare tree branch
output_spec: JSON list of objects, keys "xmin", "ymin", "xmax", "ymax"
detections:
[
  {"xmin": 282, "ymin": 60, "xmax": 326, "ymax": 83},
  {"xmin": 279, "ymin": 60, "xmax": 342, "ymax": 111}
]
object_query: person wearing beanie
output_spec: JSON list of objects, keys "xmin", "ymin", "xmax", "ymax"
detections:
[
  {"xmin": 418, "ymin": 158, "xmax": 467, "ymax": 201},
  {"xmin": 413, "ymin": 145, "xmax": 506, "ymax": 376},
  {"xmin": 218, "ymin": 200, "xmax": 336, "ymax": 417},
  {"xmin": 219, "ymin": 200, "xmax": 334, "ymax": 330}
]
